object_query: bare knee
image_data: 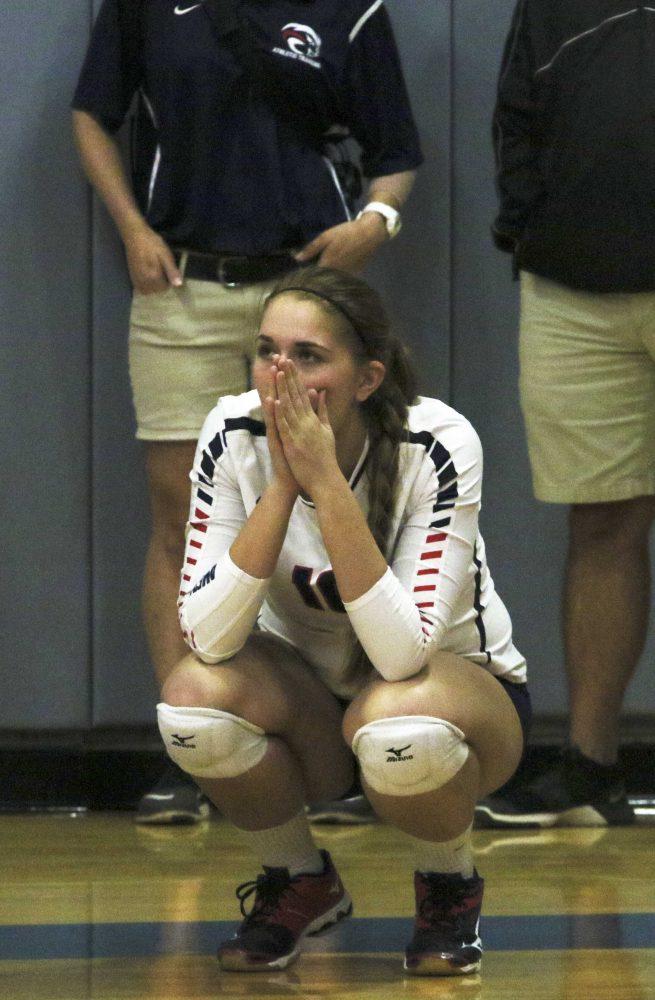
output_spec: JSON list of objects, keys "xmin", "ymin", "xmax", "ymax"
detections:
[
  {"xmin": 151, "ymin": 515, "xmax": 187, "ymax": 561},
  {"xmin": 160, "ymin": 637, "xmax": 298, "ymax": 732},
  {"xmin": 160, "ymin": 655, "xmax": 251, "ymax": 716},
  {"xmin": 342, "ymin": 669, "xmax": 433, "ymax": 746},
  {"xmin": 570, "ymin": 496, "xmax": 655, "ymax": 547},
  {"xmin": 162, "ymin": 658, "xmax": 213, "ymax": 707},
  {"xmin": 145, "ymin": 442, "xmax": 195, "ymax": 555}
]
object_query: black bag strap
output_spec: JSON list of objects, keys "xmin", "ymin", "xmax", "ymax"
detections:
[
  {"xmin": 117, "ymin": 0, "xmax": 145, "ymax": 81},
  {"xmin": 117, "ymin": 0, "xmax": 315, "ymax": 86},
  {"xmin": 202, "ymin": 0, "xmax": 265, "ymax": 89}
]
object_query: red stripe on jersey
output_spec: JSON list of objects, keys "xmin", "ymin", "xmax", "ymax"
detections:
[
  {"xmin": 416, "ymin": 602, "xmax": 434, "ymax": 609},
  {"xmin": 414, "ymin": 584, "xmax": 436, "ymax": 592},
  {"xmin": 179, "ymin": 590, "xmax": 186, "ymax": 597},
  {"xmin": 182, "ymin": 574, "xmax": 191, "ymax": 582},
  {"xmin": 190, "ymin": 539, "xmax": 202, "ymax": 549},
  {"xmin": 421, "ymin": 549, "xmax": 442, "ymax": 560},
  {"xmin": 186, "ymin": 557, "xmax": 197, "ymax": 565},
  {"xmin": 191, "ymin": 521, "xmax": 208, "ymax": 533},
  {"xmin": 427, "ymin": 533, "xmax": 447, "ymax": 543},
  {"xmin": 422, "ymin": 627, "xmax": 430, "ymax": 636},
  {"xmin": 194, "ymin": 507, "xmax": 210, "ymax": 519},
  {"xmin": 417, "ymin": 568, "xmax": 439, "ymax": 575}
]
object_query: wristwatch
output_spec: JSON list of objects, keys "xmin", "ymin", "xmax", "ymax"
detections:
[{"xmin": 356, "ymin": 201, "xmax": 402, "ymax": 239}]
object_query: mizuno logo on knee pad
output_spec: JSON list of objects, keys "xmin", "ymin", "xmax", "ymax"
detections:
[
  {"xmin": 352, "ymin": 716, "xmax": 468, "ymax": 797},
  {"xmin": 171, "ymin": 733, "xmax": 196, "ymax": 747},
  {"xmin": 157, "ymin": 703, "xmax": 267, "ymax": 779}
]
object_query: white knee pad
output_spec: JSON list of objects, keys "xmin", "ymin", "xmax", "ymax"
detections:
[
  {"xmin": 352, "ymin": 715, "xmax": 469, "ymax": 797},
  {"xmin": 157, "ymin": 703, "xmax": 267, "ymax": 779}
]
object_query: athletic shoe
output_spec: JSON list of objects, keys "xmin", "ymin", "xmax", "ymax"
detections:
[
  {"xmin": 217, "ymin": 850, "xmax": 352, "ymax": 971},
  {"xmin": 135, "ymin": 761, "xmax": 210, "ymax": 825},
  {"xmin": 475, "ymin": 746, "xmax": 635, "ymax": 828},
  {"xmin": 404, "ymin": 870, "xmax": 484, "ymax": 976},
  {"xmin": 307, "ymin": 793, "xmax": 377, "ymax": 825}
]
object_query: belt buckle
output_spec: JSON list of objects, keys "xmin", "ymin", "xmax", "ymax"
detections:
[{"xmin": 218, "ymin": 257, "xmax": 240, "ymax": 288}]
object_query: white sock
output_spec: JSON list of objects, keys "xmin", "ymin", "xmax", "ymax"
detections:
[
  {"xmin": 240, "ymin": 811, "xmax": 324, "ymax": 876},
  {"xmin": 409, "ymin": 823, "xmax": 475, "ymax": 878}
]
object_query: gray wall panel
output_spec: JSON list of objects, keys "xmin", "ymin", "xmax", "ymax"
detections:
[
  {"xmin": 450, "ymin": 0, "xmax": 655, "ymax": 716},
  {"xmin": 0, "ymin": 2, "xmax": 92, "ymax": 727},
  {"xmin": 88, "ymin": 0, "xmax": 154, "ymax": 727},
  {"xmin": 367, "ymin": 1, "xmax": 451, "ymax": 399},
  {"xmin": 90, "ymin": 214, "xmax": 154, "ymax": 725}
]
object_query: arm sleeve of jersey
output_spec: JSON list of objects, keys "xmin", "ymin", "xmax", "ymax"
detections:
[
  {"xmin": 177, "ymin": 407, "xmax": 271, "ymax": 664},
  {"xmin": 344, "ymin": 3, "xmax": 423, "ymax": 177},
  {"xmin": 71, "ymin": 0, "xmax": 141, "ymax": 133},
  {"xmin": 343, "ymin": 422, "xmax": 483, "ymax": 681},
  {"xmin": 492, "ymin": 0, "xmax": 542, "ymax": 251}
]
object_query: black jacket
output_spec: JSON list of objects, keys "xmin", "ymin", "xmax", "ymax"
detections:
[{"xmin": 492, "ymin": 1, "xmax": 655, "ymax": 291}]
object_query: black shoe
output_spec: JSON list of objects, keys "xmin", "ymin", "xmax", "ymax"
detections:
[
  {"xmin": 475, "ymin": 746, "xmax": 635, "ymax": 828},
  {"xmin": 135, "ymin": 761, "xmax": 210, "ymax": 825},
  {"xmin": 307, "ymin": 794, "xmax": 377, "ymax": 825},
  {"xmin": 404, "ymin": 870, "xmax": 484, "ymax": 976}
]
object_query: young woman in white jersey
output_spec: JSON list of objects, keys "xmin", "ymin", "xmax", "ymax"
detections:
[{"xmin": 158, "ymin": 265, "xmax": 530, "ymax": 976}]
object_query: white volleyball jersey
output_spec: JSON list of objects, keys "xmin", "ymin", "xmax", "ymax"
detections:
[{"xmin": 178, "ymin": 390, "xmax": 526, "ymax": 697}]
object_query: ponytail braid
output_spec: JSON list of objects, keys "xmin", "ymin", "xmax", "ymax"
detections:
[{"xmin": 341, "ymin": 340, "xmax": 417, "ymax": 688}]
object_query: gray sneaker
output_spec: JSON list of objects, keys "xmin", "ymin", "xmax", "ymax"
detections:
[
  {"xmin": 475, "ymin": 746, "xmax": 635, "ymax": 829},
  {"xmin": 307, "ymin": 794, "xmax": 377, "ymax": 825},
  {"xmin": 135, "ymin": 762, "xmax": 211, "ymax": 825}
]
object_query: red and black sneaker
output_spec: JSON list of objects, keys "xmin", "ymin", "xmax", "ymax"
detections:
[
  {"xmin": 217, "ymin": 850, "xmax": 352, "ymax": 971},
  {"xmin": 404, "ymin": 869, "xmax": 484, "ymax": 976}
]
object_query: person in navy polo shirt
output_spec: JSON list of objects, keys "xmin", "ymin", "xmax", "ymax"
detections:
[{"xmin": 72, "ymin": 0, "xmax": 422, "ymax": 822}]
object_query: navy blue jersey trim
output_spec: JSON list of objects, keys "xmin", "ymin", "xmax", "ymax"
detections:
[
  {"xmin": 197, "ymin": 487, "xmax": 213, "ymax": 506},
  {"xmin": 200, "ymin": 451, "xmax": 217, "ymax": 480},
  {"xmin": 406, "ymin": 430, "xmax": 460, "ymax": 515},
  {"xmin": 199, "ymin": 416, "xmax": 265, "ymax": 481},
  {"xmin": 224, "ymin": 417, "xmax": 266, "ymax": 436},
  {"xmin": 408, "ymin": 428, "xmax": 489, "ymax": 661},
  {"xmin": 430, "ymin": 516, "xmax": 452, "ymax": 529},
  {"xmin": 208, "ymin": 433, "xmax": 225, "ymax": 459},
  {"xmin": 406, "ymin": 431, "xmax": 457, "ymax": 483},
  {"xmin": 472, "ymin": 542, "xmax": 491, "ymax": 664}
]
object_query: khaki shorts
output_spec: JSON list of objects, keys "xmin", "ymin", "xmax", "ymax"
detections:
[
  {"xmin": 519, "ymin": 271, "xmax": 655, "ymax": 504},
  {"xmin": 129, "ymin": 273, "xmax": 276, "ymax": 441}
]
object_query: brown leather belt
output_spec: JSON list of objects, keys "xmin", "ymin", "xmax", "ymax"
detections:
[{"xmin": 174, "ymin": 249, "xmax": 297, "ymax": 286}]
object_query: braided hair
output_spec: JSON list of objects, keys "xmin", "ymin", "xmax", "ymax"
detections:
[{"xmin": 263, "ymin": 266, "xmax": 418, "ymax": 688}]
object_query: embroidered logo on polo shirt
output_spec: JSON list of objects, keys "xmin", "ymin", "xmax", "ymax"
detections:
[
  {"xmin": 272, "ymin": 23, "xmax": 322, "ymax": 68},
  {"xmin": 174, "ymin": 2, "xmax": 203, "ymax": 14}
]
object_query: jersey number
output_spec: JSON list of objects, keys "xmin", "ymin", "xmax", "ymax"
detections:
[{"xmin": 292, "ymin": 566, "xmax": 345, "ymax": 613}]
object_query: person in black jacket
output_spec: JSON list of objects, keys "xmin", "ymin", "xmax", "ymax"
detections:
[
  {"xmin": 479, "ymin": 0, "xmax": 655, "ymax": 828},
  {"xmin": 71, "ymin": 0, "xmax": 422, "ymax": 823}
]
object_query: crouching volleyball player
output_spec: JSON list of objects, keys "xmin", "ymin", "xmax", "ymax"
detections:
[{"xmin": 157, "ymin": 266, "xmax": 530, "ymax": 976}]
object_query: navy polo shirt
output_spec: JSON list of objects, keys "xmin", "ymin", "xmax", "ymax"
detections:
[{"xmin": 73, "ymin": 0, "xmax": 423, "ymax": 254}]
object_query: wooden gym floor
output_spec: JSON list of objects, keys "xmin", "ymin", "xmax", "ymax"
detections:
[{"xmin": 2, "ymin": 812, "xmax": 655, "ymax": 999}]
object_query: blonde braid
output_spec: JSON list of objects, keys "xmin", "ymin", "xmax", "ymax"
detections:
[{"xmin": 342, "ymin": 342, "xmax": 416, "ymax": 688}]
